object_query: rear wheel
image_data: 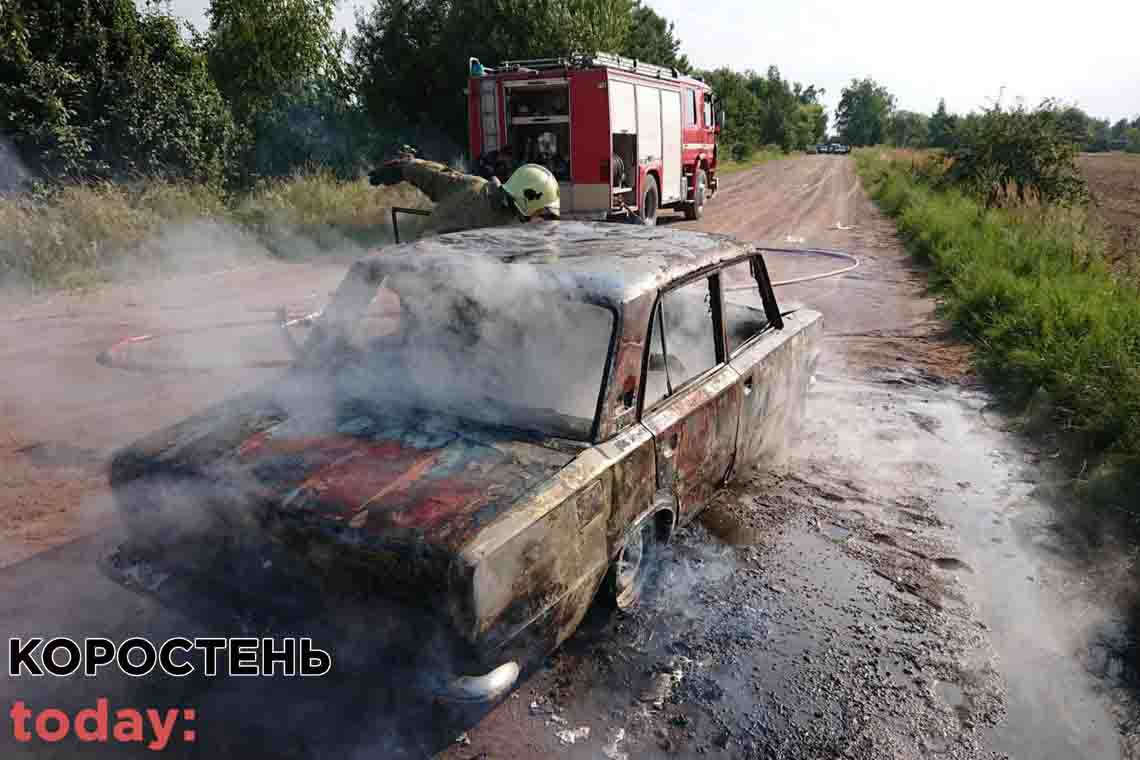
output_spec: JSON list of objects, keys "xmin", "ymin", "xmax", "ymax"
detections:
[
  {"xmin": 684, "ymin": 169, "xmax": 707, "ymax": 220},
  {"xmin": 639, "ymin": 176, "xmax": 659, "ymax": 226},
  {"xmin": 605, "ymin": 518, "xmax": 660, "ymax": 611}
]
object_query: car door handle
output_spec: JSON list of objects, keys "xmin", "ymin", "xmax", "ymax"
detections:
[{"xmin": 743, "ymin": 376, "xmax": 754, "ymax": 396}]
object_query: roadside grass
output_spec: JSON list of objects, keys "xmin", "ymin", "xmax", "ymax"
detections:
[
  {"xmin": 856, "ymin": 148, "xmax": 1140, "ymax": 511},
  {"xmin": 0, "ymin": 172, "xmax": 428, "ymax": 289},
  {"xmin": 720, "ymin": 147, "xmax": 799, "ymax": 175}
]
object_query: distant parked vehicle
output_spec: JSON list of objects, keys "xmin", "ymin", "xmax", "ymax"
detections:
[
  {"xmin": 829, "ymin": 143, "xmax": 851, "ymax": 155},
  {"xmin": 815, "ymin": 143, "xmax": 831, "ymax": 154}
]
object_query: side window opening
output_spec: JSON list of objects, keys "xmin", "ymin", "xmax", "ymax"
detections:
[
  {"xmin": 687, "ymin": 90, "xmax": 698, "ymax": 126},
  {"xmin": 703, "ymin": 93, "xmax": 713, "ymax": 129},
  {"xmin": 643, "ymin": 276, "xmax": 719, "ymax": 410},
  {"xmin": 722, "ymin": 255, "xmax": 784, "ymax": 354},
  {"xmin": 722, "ymin": 260, "xmax": 769, "ymax": 354}
]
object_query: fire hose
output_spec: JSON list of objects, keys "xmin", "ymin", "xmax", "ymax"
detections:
[
  {"xmin": 731, "ymin": 247, "xmax": 860, "ymax": 290},
  {"xmin": 96, "ymin": 309, "xmax": 322, "ymax": 374}
]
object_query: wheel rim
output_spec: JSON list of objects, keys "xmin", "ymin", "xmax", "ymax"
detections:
[{"xmin": 615, "ymin": 522, "xmax": 653, "ymax": 609}]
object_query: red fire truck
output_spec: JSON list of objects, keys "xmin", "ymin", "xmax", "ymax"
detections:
[{"xmin": 467, "ymin": 52, "xmax": 722, "ymax": 225}]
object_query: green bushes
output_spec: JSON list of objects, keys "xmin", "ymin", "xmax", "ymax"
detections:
[
  {"xmin": 945, "ymin": 101, "xmax": 1088, "ymax": 208},
  {"xmin": 0, "ymin": 1, "xmax": 237, "ymax": 185},
  {"xmin": 857, "ymin": 151, "xmax": 1140, "ymax": 499}
]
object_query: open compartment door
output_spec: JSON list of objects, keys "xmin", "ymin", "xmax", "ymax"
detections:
[{"xmin": 661, "ymin": 89, "xmax": 683, "ymax": 203}]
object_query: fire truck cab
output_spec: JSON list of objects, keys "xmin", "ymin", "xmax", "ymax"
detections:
[{"xmin": 467, "ymin": 52, "xmax": 721, "ymax": 225}]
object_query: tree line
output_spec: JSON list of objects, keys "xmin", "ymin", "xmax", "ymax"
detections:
[
  {"xmin": 1, "ymin": 0, "xmax": 831, "ymax": 191},
  {"xmin": 832, "ymin": 78, "xmax": 1140, "ymax": 154}
]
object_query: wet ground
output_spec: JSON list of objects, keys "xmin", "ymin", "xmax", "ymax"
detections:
[
  {"xmin": 449, "ymin": 373, "xmax": 1130, "ymax": 759},
  {"xmin": 1, "ymin": 156, "xmax": 1136, "ymax": 758}
]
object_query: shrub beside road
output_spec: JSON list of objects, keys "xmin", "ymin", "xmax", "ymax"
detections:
[{"xmin": 857, "ymin": 148, "xmax": 1140, "ymax": 509}]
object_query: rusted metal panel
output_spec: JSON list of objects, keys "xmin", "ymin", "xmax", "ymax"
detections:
[
  {"xmin": 356, "ymin": 221, "xmax": 758, "ymax": 307},
  {"xmin": 729, "ymin": 310, "xmax": 823, "ymax": 473},
  {"xmin": 456, "ymin": 418, "xmax": 656, "ymax": 657},
  {"xmin": 597, "ymin": 425, "xmax": 656, "ymax": 550},
  {"xmin": 111, "ymin": 386, "xmax": 577, "ymax": 600},
  {"xmin": 640, "ymin": 364, "xmax": 742, "ymax": 521},
  {"xmin": 597, "ymin": 294, "xmax": 653, "ymax": 441}
]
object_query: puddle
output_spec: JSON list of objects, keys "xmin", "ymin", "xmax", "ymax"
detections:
[
  {"xmin": 822, "ymin": 522, "xmax": 850, "ymax": 541},
  {"xmin": 931, "ymin": 557, "xmax": 973, "ymax": 573},
  {"xmin": 823, "ymin": 377, "xmax": 1125, "ymax": 759},
  {"xmin": 936, "ymin": 680, "xmax": 965, "ymax": 708}
]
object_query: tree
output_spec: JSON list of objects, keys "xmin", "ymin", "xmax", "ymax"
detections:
[
  {"xmin": 206, "ymin": 0, "xmax": 364, "ymax": 181},
  {"xmin": 834, "ymin": 78, "xmax": 895, "ymax": 146},
  {"xmin": 1086, "ymin": 118, "xmax": 1110, "ymax": 152},
  {"xmin": 701, "ymin": 66, "xmax": 826, "ymax": 155},
  {"xmin": 886, "ymin": 110, "xmax": 929, "ymax": 147},
  {"xmin": 207, "ymin": 0, "xmax": 341, "ymax": 124},
  {"xmin": 621, "ymin": 1, "xmax": 688, "ymax": 70},
  {"xmin": 928, "ymin": 98, "xmax": 958, "ymax": 149},
  {"xmin": 353, "ymin": 0, "xmax": 633, "ymax": 153},
  {"xmin": 0, "ymin": 0, "xmax": 235, "ymax": 183},
  {"xmin": 702, "ymin": 67, "xmax": 761, "ymax": 153},
  {"xmin": 1126, "ymin": 127, "xmax": 1140, "ymax": 154},
  {"xmin": 947, "ymin": 99, "xmax": 1088, "ymax": 207},
  {"xmin": 1056, "ymin": 106, "xmax": 1089, "ymax": 145}
]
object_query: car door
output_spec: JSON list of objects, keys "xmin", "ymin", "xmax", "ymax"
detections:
[
  {"xmin": 723, "ymin": 254, "xmax": 815, "ymax": 472},
  {"xmin": 639, "ymin": 273, "xmax": 741, "ymax": 522}
]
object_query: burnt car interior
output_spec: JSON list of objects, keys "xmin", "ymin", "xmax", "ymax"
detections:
[{"xmin": 642, "ymin": 254, "xmax": 781, "ymax": 411}]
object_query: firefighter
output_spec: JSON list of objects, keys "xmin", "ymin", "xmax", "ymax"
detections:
[{"xmin": 370, "ymin": 150, "xmax": 559, "ymax": 236}]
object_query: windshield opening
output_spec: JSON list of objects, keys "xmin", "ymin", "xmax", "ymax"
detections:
[{"xmin": 302, "ymin": 265, "xmax": 615, "ymax": 441}]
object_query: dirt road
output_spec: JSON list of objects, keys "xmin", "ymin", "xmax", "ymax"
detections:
[{"xmin": 0, "ymin": 156, "xmax": 1133, "ymax": 758}]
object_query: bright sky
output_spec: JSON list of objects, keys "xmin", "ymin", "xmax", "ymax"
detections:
[{"xmin": 169, "ymin": 0, "xmax": 1140, "ymax": 124}]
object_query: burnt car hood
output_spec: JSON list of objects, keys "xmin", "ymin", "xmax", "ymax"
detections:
[{"xmin": 110, "ymin": 383, "xmax": 577, "ymax": 556}]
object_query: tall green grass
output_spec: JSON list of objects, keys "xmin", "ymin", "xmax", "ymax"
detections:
[
  {"xmin": 0, "ymin": 171, "xmax": 428, "ymax": 289},
  {"xmin": 857, "ymin": 149, "xmax": 1140, "ymax": 506}
]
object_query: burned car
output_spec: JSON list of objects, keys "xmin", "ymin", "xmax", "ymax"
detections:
[{"xmin": 108, "ymin": 222, "xmax": 822, "ymax": 703}]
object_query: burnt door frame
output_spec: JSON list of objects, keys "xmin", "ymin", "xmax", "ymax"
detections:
[
  {"xmin": 723, "ymin": 252, "xmax": 788, "ymax": 471},
  {"xmin": 637, "ymin": 271, "xmax": 742, "ymax": 522}
]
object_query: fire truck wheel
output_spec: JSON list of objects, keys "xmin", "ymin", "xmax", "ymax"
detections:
[
  {"xmin": 684, "ymin": 169, "xmax": 707, "ymax": 220},
  {"xmin": 640, "ymin": 176, "xmax": 659, "ymax": 226}
]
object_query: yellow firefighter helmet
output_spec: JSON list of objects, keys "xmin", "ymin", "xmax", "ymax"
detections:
[{"xmin": 501, "ymin": 164, "xmax": 560, "ymax": 219}]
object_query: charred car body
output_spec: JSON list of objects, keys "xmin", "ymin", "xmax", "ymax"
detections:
[{"xmin": 108, "ymin": 222, "xmax": 822, "ymax": 703}]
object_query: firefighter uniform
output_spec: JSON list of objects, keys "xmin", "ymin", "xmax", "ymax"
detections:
[{"xmin": 371, "ymin": 157, "xmax": 559, "ymax": 236}]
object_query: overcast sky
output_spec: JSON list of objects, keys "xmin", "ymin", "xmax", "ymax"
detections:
[{"xmin": 170, "ymin": 0, "xmax": 1140, "ymax": 124}]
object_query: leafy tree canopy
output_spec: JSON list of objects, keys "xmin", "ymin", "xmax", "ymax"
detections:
[
  {"xmin": 835, "ymin": 78, "xmax": 895, "ymax": 146},
  {"xmin": 0, "ymin": 0, "xmax": 235, "ymax": 183}
]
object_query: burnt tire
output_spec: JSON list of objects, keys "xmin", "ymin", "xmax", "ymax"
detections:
[
  {"xmin": 604, "ymin": 517, "xmax": 661, "ymax": 612},
  {"xmin": 639, "ymin": 176, "xmax": 659, "ymax": 226},
  {"xmin": 684, "ymin": 169, "xmax": 707, "ymax": 220}
]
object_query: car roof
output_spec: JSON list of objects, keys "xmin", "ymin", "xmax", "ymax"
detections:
[{"xmin": 354, "ymin": 221, "xmax": 758, "ymax": 306}]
